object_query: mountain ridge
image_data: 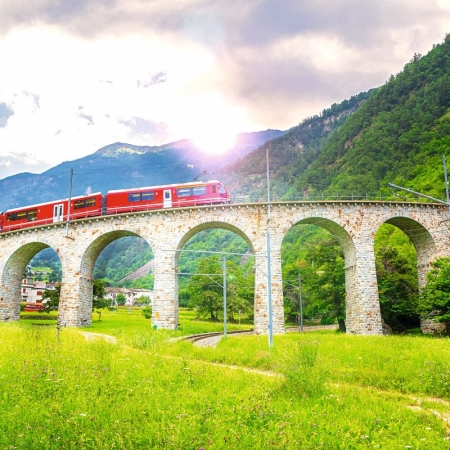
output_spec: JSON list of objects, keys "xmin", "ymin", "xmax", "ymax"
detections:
[{"xmin": 0, "ymin": 129, "xmax": 285, "ymax": 212}]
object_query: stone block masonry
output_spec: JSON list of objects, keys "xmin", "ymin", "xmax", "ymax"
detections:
[{"xmin": 0, "ymin": 201, "xmax": 448, "ymax": 335}]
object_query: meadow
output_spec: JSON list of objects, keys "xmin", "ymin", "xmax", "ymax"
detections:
[{"xmin": 2, "ymin": 307, "xmax": 449, "ymax": 449}]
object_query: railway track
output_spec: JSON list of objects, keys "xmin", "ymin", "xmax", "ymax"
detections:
[
  {"xmin": 183, "ymin": 329, "xmax": 253, "ymax": 346},
  {"xmin": 183, "ymin": 324, "xmax": 338, "ymax": 347}
]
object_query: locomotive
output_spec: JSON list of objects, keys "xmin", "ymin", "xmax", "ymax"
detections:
[{"xmin": 0, "ymin": 180, "xmax": 231, "ymax": 232}]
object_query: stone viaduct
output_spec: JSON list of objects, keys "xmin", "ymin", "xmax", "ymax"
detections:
[{"xmin": 0, "ymin": 200, "xmax": 449, "ymax": 335}]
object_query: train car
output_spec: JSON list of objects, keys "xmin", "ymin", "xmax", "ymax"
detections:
[
  {"xmin": 2, "ymin": 193, "xmax": 103, "ymax": 232},
  {"xmin": 105, "ymin": 180, "xmax": 230, "ymax": 215}
]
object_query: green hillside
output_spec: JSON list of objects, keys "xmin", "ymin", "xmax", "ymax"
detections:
[
  {"xmin": 222, "ymin": 35, "xmax": 450, "ymax": 203},
  {"xmin": 300, "ymin": 39, "xmax": 450, "ymax": 198},
  {"xmin": 220, "ymin": 90, "xmax": 375, "ymax": 201}
]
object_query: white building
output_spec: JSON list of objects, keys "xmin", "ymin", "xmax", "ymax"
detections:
[
  {"xmin": 104, "ymin": 287, "xmax": 153, "ymax": 306},
  {"xmin": 21, "ymin": 277, "xmax": 56, "ymax": 304}
]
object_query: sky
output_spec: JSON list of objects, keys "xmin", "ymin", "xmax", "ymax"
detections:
[{"xmin": 0, "ymin": 1, "xmax": 449, "ymax": 179}]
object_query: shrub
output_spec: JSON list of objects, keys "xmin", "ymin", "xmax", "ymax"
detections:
[{"xmin": 142, "ymin": 306, "xmax": 152, "ymax": 319}]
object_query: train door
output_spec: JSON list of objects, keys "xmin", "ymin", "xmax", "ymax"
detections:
[
  {"xmin": 163, "ymin": 189, "xmax": 172, "ymax": 208},
  {"xmin": 53, "ymin": 203, "xmax": 64, "ymax": 222}
]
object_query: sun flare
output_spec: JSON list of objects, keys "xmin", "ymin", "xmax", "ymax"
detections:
[{"xmin": 193, "ymin": 129, "xmax": 237, "ymax": 155}]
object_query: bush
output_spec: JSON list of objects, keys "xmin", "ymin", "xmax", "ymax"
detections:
[{"xmin": 142, "ymin": 306, "xmax": 152, "ymax": 319}]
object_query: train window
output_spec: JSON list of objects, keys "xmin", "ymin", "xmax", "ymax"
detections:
[
  {"xmin": 141, "ymin": 191, "xmax": 154, "ymax": 201},
  {"xmin": 218, "ymin": 185, "xmax": 226, "ymax": 194},
  {"xmin": 212, "ymin": 185, "xmax": 217, "ymax": 193},
  {"xmin": 17, "ymin": 211, "xmax": 27, "ymax": 220},
  {"xmin": 6, "ymin": 213, "xmax": 16, "ymax": 221},
  {"xmin": 74, "ymin": 200, "xmax": 85, "ymax": 209},
  {"xmin": 177, "ymin": 188, "xmax": 191, "ymax": 197},
  {"xmin": 85, "ymin": 198, "xmax": 96, "ymax": 207},
  {"xmin": 192, "ymin": 186, "xmax": 206, "ymax": 196},
  {"xmin": 128, "ymin": 193, "xmax": 141, "ymax": 202},
  {"xmin": 27, "ymin": 210, "xmax": 37, "ymax": 221}
]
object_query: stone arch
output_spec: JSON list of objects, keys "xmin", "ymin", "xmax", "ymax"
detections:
[
  {"xmin": 0, "ymin": 241, "xmax": 54, "ymax": 321},
  {"xmin": 176, "ymin": 220, "xmax": 255, "ymax": 261},
  {"xmin": 58, "ymin": 229, "xmax": 151, "ymax": 327},
  {"xmin": 370, "ymin": 215, "xmax": 442, "ymax": 333},
  {"xmin": 173, "ymin": 220, "xmax": 255, "ymax": 325},
  {"xmin": 152, "ymin": 217, "xmax": 254, "ymax": 329},
  {"xmin": 383, "ymin": 216, "xmax": 436, "ymax": 286},
  {"xmin": 281, "ymin": 216, "xmax": 361, "ymax": 332}
]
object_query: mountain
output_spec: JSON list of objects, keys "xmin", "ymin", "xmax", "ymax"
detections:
[
  {"xmin": 298, "ymin": 38, "xmax": 450, "ymax": 199},
  {"xmin": 219, "ymin": 90, "xmax": 374, "ymax": 202},
  {"xmin": 0, "ymin": 129, "xmax": 285, "ymax": 212},
  {"xmin": 223, "ymin": 34, "xmax": 450, "ymax": 203}
]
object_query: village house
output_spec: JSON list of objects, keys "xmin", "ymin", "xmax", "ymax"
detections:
[
  {"xmin": 21, "ymin": 276, "xmax": 56, "ymax": 304},
  {"xmin": 104, "ymin": 287, "xmax": 153, "ymax": 306}
]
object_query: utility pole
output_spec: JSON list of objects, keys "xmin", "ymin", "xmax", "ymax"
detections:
[
  {"xmin": 223, "ymin": 256, "xmax": 227, "ymax": 337},
  {"xmin": 266, "ymin": 147, "xmax": 273, "ymax": 348},
  {"xmin": 65, "ymin": 168, "xmax": 73, "ymax": 237},
  {"xmin": 299, "ymin": 274, "xmax": 303, "ymax": 332}
]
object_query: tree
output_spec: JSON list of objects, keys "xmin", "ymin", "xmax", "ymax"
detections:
[
  {"xmin": 306, "ymin": 246, "xmax": 346, "ymax": 331},
  {"xmin": 92, "ymin": 279, "xmax": 110, "ymax": 320},
  {"xmin": 93, "ymin": 279, "xmax": 106, "ymax": 302},
  {"xmin": 116, "ymin": 293, "xmax": 126, "ymax": 306},
  {"xmin": 187, "ymin": 256, "xmax": 223, "ymax": 321},
  {"xmin": 41, "ymin": 284, "xmax": 61, "ymax": 313},
  {"xmin": 135, "ymin": 295, "xmax": 150, "ymax": 306},
  {"xmin": 418, "ymin": 257, "xmax": 450, "ymax": 330},
  {"xmin": 221, "ymin": 259, "xmax": 254, "ymax": 320},
  {"xmin": 185, "ymin": 255, "xmax": 254, "ymax": 321},
  {"xmin": 41, "ymin": 279, "xmax": 110, "ymax": 315},
  {"xmin": 375, "ymin": 246, "xmax": 419, "ymax": 331},
  {"xmin": 283, "ymin": 235, "xmax": 346, "ymax": 331}
]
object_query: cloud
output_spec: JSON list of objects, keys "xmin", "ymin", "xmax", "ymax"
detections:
[
  {"xmin": 0, "ymin": 0, "xmax": 449, "ymax": 178},
  {"xmin": 137, "ymin": 71, "xmax": 167, "ymax": 88},
  {"xmin": 0, "ymin": 152, "xmax": 51, "ymax": 179},
  {"xmin": 77, "ymin": 107, "xmax": 94, "ymax": 126},
  {"xmin": 0, "ymin": 102, "xmax": 14, "ymax": 128},
  {"xmin": 118, "ymin": 117, "xmax": 170, "ymax": 142}
]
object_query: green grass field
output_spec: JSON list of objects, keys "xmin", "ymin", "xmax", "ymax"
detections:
[{"xmin": 4, "ymin": 307, "xmax": 449, "ymax": 449}]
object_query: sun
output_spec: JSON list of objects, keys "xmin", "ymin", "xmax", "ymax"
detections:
[{"xmin": 193, "ymin": 128, "xmax": 237, "ymax": 155}]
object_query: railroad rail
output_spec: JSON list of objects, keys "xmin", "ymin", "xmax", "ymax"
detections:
[
  {"xmin": 183, "ymin": 325, "xmax": 339, "ymax": 347},
  {"xmin": 183, "ymin": 329, "xmax": 253, "ymax": 346}
]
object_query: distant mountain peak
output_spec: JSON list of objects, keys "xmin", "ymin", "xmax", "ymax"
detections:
[{"xmin": 95, "ymin": 142, "xmax": 156, "ymax": 157}]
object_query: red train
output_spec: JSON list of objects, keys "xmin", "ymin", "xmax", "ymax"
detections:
[{"xmin": 0, "ymin": 180, "xmax": 231, "ymax": 232}]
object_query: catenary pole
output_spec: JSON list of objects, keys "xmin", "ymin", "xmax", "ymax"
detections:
[
  {"xmin": 266, "ymin": 147, "xmax": 273, "ymax": 347},
  {"xmin": 223, "ymin": 256, "xmax": 227, "ymax": 337},
  {"xmin": 299, "ymin": 274, "xmax": 303, "ymax": 332},
  {"xmin": 65, "ymin": 168, "xmax": 73, "ymax": 237}
]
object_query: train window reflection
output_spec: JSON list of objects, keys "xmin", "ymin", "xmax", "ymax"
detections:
[
  {"xmin": 177, "ymin": 188, "xmax": 191, "ymax": 197},
  {"xmin": 128, "ymin": 193, "xmax": 141, "ymax": 202},
  {"xmin": 141, "ymin": 191, "xmax": 154, "ymax": 201},
  {"xmin": 192, "ymin": 187, "xmax": 206, "ymax": 196}
]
